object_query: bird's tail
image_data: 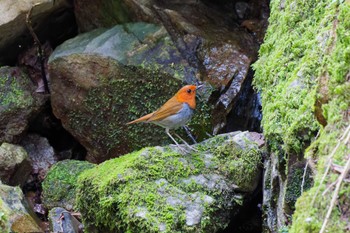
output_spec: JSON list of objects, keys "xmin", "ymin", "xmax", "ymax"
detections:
[{"xmin": 126, "ymin": 112, "xmax": 154, "ymax": 125}]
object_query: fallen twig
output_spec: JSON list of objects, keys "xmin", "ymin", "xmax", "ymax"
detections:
[
  {"xmin": 320, "ymin": 126, "xmax": 350, "ymax": 233},
  {"xmin": 25, "ymin": 3, "xmax": 50, "ymax": 94},
  {"xmin": 311, "ymin": 124, "xmax": 350, "ymax": 206}
]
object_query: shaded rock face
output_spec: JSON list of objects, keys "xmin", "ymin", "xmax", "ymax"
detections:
[
  {"xmin": 0, "ymin": 66, "xmax": 46, "ymax": 143},
  {"xmin": 253, "ymin": 0, "xmax": 350, "ymax": 232},
  {"xmin": 76, "ymin": 131, "xmax": 263, "ymax": 233},
  {"xmin": 0, "ymin": 182, "xmax": 43, "ymax": 233},
  {"xmin": 0, "ymin": 0, "xmax": 77, "ymax": 65},
  {"xmin": 20, "ymin": 134, "xmax": 57, "ymax": 182},
  {"xmin": 0, "ymin": 143, "xmax": 31, "ymax": 187},
  {"xmin": 49, "ymin": 23, "xmax": 206, "ymax": 162}
]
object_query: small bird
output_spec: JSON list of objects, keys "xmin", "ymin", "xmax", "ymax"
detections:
[{"xmin": 127, "ymin": 85, "xmax": 198, "ymax": 151}]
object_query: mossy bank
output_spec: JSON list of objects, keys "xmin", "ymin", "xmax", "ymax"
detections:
[{"xmin": 253, "ymin": 0, "xmax": 350, "ymax": 232}]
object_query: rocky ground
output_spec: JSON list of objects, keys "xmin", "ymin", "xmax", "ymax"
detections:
[{"xmin": 0, "ymin": 0, "xmax": 349, "ymax": 233}]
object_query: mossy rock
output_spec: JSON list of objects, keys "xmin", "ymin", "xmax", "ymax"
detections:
[
  {"xmin": 42, "ymin": 160, "xmax": 95, "ymax": 211},
  {"xmin": 76, "ymin": 131, "xmax": 263, "ymax": 233},
  {"xmin": 49, "ymin": 23, "xmax": 212, "ymax": 163},
  {"xmin": 0, "ymin": 182, "xmax": 42, "ymax": 232},
  {"xmin": 253, "ymin": 0, "xmax": 350, "ymax": 232},
  {"xmin": 0, "ymin": 66, "xmax": 45, "ymax": 143}
]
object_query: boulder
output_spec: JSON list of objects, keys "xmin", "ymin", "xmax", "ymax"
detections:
[
  {"xmin": 0, "ymin": 66, "xmax": 46, "ymax": 143},
  {"xmin": 42, "ymin": 160, "xmax": 95, "ymax": 211},
  {"xmin": 48, "ymin": 22, "xmax": 211, "ymax": 163},
  {"xmin": 0, "ymin": 0, "xmax": 73, "ymax": 64},
  {"xmin": 0, "ymin": 143, "xmax": 31, "ymax": 186},
  {"xmin": 0, "ymin": 182, "xmax": 43, "ymax": 232},
  {"xmin": 72, "ymin": 0, "xmax": 264, "ymax": 134},
  {"xmin": 76, "ymin": 131, "xmax": 263, "ymax": 232}
]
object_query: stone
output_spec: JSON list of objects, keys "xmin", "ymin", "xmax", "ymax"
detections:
[
  {"xmin": 49, "ymin": 207, "xmax": 83, "ymax": 233},
  {"xmin": 0, "ymin": 66, "xmax": 46, "ymax": 143},
  {"xmin": 76, "ymin": 131, "xmax": 263, "ymax": 232},
  {"xmin": 20, "ymin": 134, "xmax": 57, "ymax": 182},
  {"xmin": 42, "ymin": 160, "xmax": 95, "ymax": 211},
  {"xmin": 0, "ymin": 143, "xmax": 31, "ymax": 186},
  {"xmin": 0, "ymin": 182, "xmax": 43, "ymax": 232},
  {"xmin": 0, "ymin": 0, "xmax": 72, "ymax": 64},
  {"xmin": 48, "ymin": 22, "xmax": 210, "ymax": 163}
]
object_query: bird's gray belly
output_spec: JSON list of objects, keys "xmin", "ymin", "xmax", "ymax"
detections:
[{"xmin": 155, "ymin": 103, "xmax": 194, "ymax": 129}]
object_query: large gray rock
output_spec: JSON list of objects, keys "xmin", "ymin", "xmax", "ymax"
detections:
[
  {"xmin": 76, "ymin": 131, "xmax": 264, "ymax": 232},
  {"xmin": 72, "ymin": 0, "xmax": 264, "ymax": 135},
  {"xmin": 0, "ymin": 66, "xmax": 46, "ymax": 143},
  {"xmin": 0, "ymin": 182, "xmax": 43, "ymax": 232},
  {"xmin": 48, "ymin": 23, "xmax": 206, "ymax": 163},
  {"xmin": 0, "ymin": 143, "xmax": 31, "ymax": 186}
]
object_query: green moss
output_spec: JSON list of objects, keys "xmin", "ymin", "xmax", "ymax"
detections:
[
  {"xmin": 76, "ymin": 133, "xmax": 262, "ymax": 232},
  {"xmin": 0, "ymin": 68, "xmax": 33, "ymax": 109},
  {"xmin": 0, "ymin": 198, "xmax": 9, "ymax": 232},
  {"xmin": 254, "ymin": 0, "xmax": 350, "ymax": 232},
  {"xmin": 42, "ymin": 160, "xmax": 95, "ymax": 210}
]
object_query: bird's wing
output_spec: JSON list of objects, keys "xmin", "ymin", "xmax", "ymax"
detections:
[
  {"xmin": 148, "ymin": 96, "xmax": 183, "ymax": 122},
  {"xmin": 126, "ymin": 112, "xmax": 155, "ymax": 124}
]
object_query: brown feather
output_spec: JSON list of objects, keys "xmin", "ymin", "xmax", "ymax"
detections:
[
  {"xmin": 126, "ymin": 112, "xmax": 155, "ymax": 124},
  {"xmin": 148, "ymin": 96, "xmax": 183, "ymax": 122}
]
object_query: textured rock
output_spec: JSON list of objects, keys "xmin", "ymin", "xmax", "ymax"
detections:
[
  {"xmin": 71, "ymin": 0, "xmax": 267, "ymax": 135},
  {"xmin": 74, "ymin": 0, "xmax": 157, "ymax": 33},
  {"xmin": 0, "ymin": 143, "xmax": 31, "ymax": 186},
  {"xmin": 76, "ymin": 131, "xmax": 263, "ymax": 233},
  {"xmin": 49, "ymin": 207, "xmax": 83, "ymax": 233},
  {"xmin": 0, "ymin": 182, "xmax": 43, "ymax": 232},
  {"xmin": 0, "ymin": 0, "xmax": 72, "ymax": 64},
  {"xmin": 48, "ymin": 22, "xmax": 211, "ymax": 162},
  {"xmin": 20, "ymin": 134, "xmax": 57, "ymax": 182},
  {"xmin": 253, "ymin": 0, "xmax": 350, "ymax": 232},
  {"xmin": 0, "ymin": 66, "xmax": 46, "ymax": 143},
  {"xmin": 42, "ymin": 160, "xmax": 95, "ymax": 211}
]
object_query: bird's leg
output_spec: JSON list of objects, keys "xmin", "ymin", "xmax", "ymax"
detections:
[
  {"xmin": 166, "ymin": 128, "xmax": 187, "ymax": 153},
  {"xmin": 183, "ymin": 125, "xmax": 197, "ymax": 144},
  {"xmin": 174, "ymin": 132, "xmax": 198, "ymax": 152}
]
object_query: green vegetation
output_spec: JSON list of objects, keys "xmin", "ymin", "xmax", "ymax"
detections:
[
  {"xmin": 76, "ymin": 133, "xmax": 262, "ymax": 232},
  {"xmin": 254, "ymin": 0, "xmax": 350, "ymax": 232},
  {"xmin": 0, "ymin": 67, "xmax": 33, "ymax": 109},
  {"xmin": 42, "ymin": 160, "xmax": 95, "ymax": 210}
]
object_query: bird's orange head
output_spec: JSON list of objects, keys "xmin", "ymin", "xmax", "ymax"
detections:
[{"xmin": 175, "ymin": 85, "xmax": 197, "ymax": 109}]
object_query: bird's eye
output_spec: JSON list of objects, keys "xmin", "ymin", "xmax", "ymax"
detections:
[{"xmin": 187, "ymin": 89, "xmax": 192, "ymax": 94}]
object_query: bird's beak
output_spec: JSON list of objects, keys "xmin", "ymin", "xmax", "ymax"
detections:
[{"xmin": 196, "ymin": 84, "xmax": 204, "ymax": 90}]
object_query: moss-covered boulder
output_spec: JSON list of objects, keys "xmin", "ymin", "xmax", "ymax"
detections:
[
  {"xmin": 253, "ymin": 0, "xmax": 350, "ymax": 232},
  {"xmin": 0, "ymin": 66, "xmax": 46, "ymax": 143},
  {"xmin": 42, "ymin": 160, "xmax": 95, "ymax": 211},
  {"xmin": 76, "ymin": 131, "xmax": 263, "ymax": 233},
  {"xmin": 0, "ymin": 181, "xmax": 43, "ymax": 232},
  {"xmin": 49, "ymin": 22, "xmax": 212, "ymax": 163}
]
